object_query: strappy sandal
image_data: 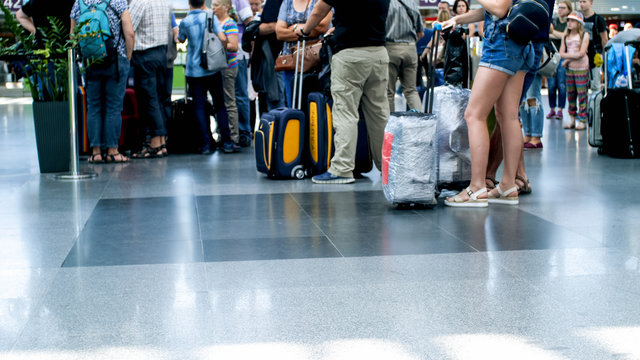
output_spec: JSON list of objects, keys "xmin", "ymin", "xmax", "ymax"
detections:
[
  {"xmin": 488, "ymin": 184, "xmax": 519, "ymax": 205},
  {"xmin": 88, "ymin": 153, "xmax": 103, "ymax": 163},
  {"xmin": 485, "ymin": 176, "xmax": 499, "ymax": 191},
  {"xmin": 160, "ymin": 144, "xmax": 168, "ymax": 157},
  {"xmin": 105, "ymin": 152, "xmax": 129, "ymax": 163},
  {"xmin": 515, "ymin": 175, "xmax": 532, "ymax": 195},
  {"xmin": 444, "ymin": 187, "xmax": 488, "ymax": 208},
  {"xmin": 132, "ymin": 145, "xmax": 164, "ymax": 159}
]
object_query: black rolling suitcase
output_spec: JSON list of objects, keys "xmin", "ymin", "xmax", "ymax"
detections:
[
  {"xmin": 306, "ymin": 92, "xmax": 372, "ymax": 176},
  {"xmin": 600, "ymin": 41, "xmax": 640, "ymax": 158},
  {"xmin": 166, "ymin": 66, "xmax": 209, "ymax": 154},
  {"xmin": 255, "ymin": 40, "xmax": 307, "ymax": 179}
]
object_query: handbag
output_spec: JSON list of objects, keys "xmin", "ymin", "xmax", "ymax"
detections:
[
  {"xmin": 506, "ymin": 0, "xmax": 550, "ymax": 45},
  {"xmin": 275, "ymin": 52, "xmax": 296, "ymax": 72},
  {"xmin": 200, "ymin": 10, "xmax": 228, "ymax": 72},
  {"xmin": 290, "ymin": 40, "xmax": 323, "ymax": 72},
  {"xmin": 538, "ymin": 42, "xmax": 561, "ymax": 78}
]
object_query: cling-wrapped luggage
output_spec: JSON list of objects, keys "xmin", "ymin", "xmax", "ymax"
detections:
[
  {"xmin": 382, "ymin": 112, "xmax": 438, "ymax": 205},
  {"xmin": 382, "ymin": 25, "xmax": 443, "ymax": 206},
  {"xmin": 432, "ymin": 85, "xmax": 472, "ymax": 187}
]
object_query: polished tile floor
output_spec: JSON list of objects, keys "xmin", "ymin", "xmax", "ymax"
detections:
[{"xmin": 1, "ymin": 96, "xmax": 640, "ymax": 360}]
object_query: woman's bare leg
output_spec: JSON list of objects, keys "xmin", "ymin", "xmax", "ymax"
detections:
[
  {"xmin": 492, "ymin": 70, "xmax": 527, "ymax": 196},
  {"xmin": 447, "ymin": 67, "xmax": 510, "ymax": 201}
]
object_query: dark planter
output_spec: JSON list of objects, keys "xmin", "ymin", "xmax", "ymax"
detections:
[{"xmin": 32, "ymin": 101, "xmax": 70, "ymax": 173}]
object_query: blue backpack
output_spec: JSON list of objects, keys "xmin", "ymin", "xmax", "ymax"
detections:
[{"xmin": 77, "ymin": 0, "xmax": 115, "ymax": 61}]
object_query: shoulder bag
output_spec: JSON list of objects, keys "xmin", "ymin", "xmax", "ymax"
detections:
[{"xmin": 200, "ymin": 10, "xmax": 228, "ymax": 73}]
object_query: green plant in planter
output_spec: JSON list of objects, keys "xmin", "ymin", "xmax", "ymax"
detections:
[{"xmin": 0, "ymin": 3, "xmax": 102, "ymax": 102}]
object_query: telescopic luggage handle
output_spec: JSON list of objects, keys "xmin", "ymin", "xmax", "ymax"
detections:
[
  {"xmin": 292, "ymin": 37, "xmax": 311, "ymax": 111},
  {"xmin": 426, "ymin": 23, "xmax": 442, "ymax": 115}
]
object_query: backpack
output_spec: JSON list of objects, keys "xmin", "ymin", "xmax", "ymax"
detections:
[
  {"xmin": 200, "ymin": 11, "xmax": 228, "ymax": 73},
  {"xmin": 77, "ymin": 0, "xmax": 116, "ymax": 61},
  {"xmin": 506, "ymin": 0, "xmax": 550, "ymax": 45}
]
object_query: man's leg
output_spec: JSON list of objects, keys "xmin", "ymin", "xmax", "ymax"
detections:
[
  {"xmin": 324, "ymin": 49, "xmax": 368, "ymax": 179},
  {"xmin": 385, "ymin": 44, "xmax": 401, "ymax": 113},
  {"xmin": 398, "ymin": 43, "xmax": 422, "ymax": 111},
  {"xmin": 235, "ymin": 58, "xmax": 252, "ymax": 146},
  {"xmin": 360, "ymin": 47, "xmax": 391, "ymax": 171}
]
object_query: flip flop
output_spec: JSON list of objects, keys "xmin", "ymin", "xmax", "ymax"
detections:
[{"xmin": 515, "ymin": 175, "xmax": 532, "ymax": 195}]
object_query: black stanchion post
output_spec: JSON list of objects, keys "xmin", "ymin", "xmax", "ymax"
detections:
[{"xmin": 55, "ymin": 49, "xmax": 97, "ymax": 180}]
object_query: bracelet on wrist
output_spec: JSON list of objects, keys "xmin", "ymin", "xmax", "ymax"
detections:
[{"xmin": 300, "ymin": 26, "xmax": 310, "ymax": 36}]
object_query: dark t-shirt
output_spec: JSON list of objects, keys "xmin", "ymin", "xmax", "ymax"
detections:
[
  {"xmin": 260, "ymin": 0, "xmax": 283, "ymax": 58},
  {"xmin": 21, "ymin": 0, "xmax": 75, "ymax": 36},
  {"xmin": 551, "ymin": 16, "xmax": 567, "ymax": 50},
  {"xmin": 324, "ymin": 0, "xmax": 390, "ymax": 53},
  {"xmin": 583, "ymin": 12, "xmax": 607, "ymax": 67}
]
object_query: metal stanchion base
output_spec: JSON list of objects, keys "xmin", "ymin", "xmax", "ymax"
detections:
[{"xmin": 55, "ymin": 173, "xmax": 98, "ymax": 181}]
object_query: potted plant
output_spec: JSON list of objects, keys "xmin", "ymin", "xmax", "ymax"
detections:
[{"xmin": 0, "ymin": 3, "xmax": 75, "ymax": 173}]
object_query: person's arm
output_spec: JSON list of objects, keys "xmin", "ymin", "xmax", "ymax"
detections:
[
  {"xmin": 438, "ymin": 8, "xmax": 483, "ymax": 30},
  {"xmin": 16, "ymin": 9, "xmax": 36, "ymax": 34},
  {"xmin": 308, "ymin": 9, "xmax": 331, "ymax": 37},
  {"xmin": 469, "ymin": 23, "xmax": 476, "ymax": 37},
  {"xmin": 276, "ymin": 20, "xmax": 300, "ymax": 41},
  {"xmin": 178, "ymin": 21, "xmax": 187, "ymax": 43},
  {"xmin": 417, "ymin": 31, "xmax": 424, "ymax": 41},
  {"xmin": 599, "ymin": 30, "xmax": 608, "ymax": 52},
  {"xmin": 259, "ymin": 22, "xmax": 276, "ymax": 35},
  {"xmin": 234, "ymin": 0, "xmax": 255, "ymax": 25},
  {"xmin": 121, "ymin": 10, "xmax": 135, "ymax": 60},
  {"xmin": 476, "ymin": 0, "xmax": 511, "ymax": 19},
  {"xmin": 294, "ymin": 0, "xmax": 331, "ymax": 37},
  {"xmin": 420, "ymin": 38, "xmax": 433, "ymax": 61}
]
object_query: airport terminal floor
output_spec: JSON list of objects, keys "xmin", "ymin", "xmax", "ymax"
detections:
[{"xmin": 1, "ymin": 95, "xmax": 639, "ymax": 360}]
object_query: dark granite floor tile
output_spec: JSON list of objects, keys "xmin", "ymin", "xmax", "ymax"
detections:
[
  {"xmin": 62, "ymin": 239, "xmax": 204, "ymax": 267},
  {"xmin": 202, "ymin": 236, "xmax": 341, "ymax": 262}
]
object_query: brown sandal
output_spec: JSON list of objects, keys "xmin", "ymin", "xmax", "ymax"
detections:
[
  {"xmin": 515, "ymin": 175, "xmax": 532, "ymax": 195},
  {"xmin": 485, "ymin": 176, "xmax": 499, "ymax": 191}
]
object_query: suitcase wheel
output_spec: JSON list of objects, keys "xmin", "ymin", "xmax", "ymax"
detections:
[
  {"xmin": 597, "ymin": 147, "xmax": 605, "ymax": 155},
  {"xmin": 292, "ymin": 165, "xmax": 306, "ymax": 180}
]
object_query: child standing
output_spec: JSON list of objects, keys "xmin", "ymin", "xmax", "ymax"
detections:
[
  {"xmin": 213, "ymin": 0, "xmax": 241, "ymax": 153},
  {"xmin": 560, "ymin": 11, "xmax": 590, "ymax": 130}
]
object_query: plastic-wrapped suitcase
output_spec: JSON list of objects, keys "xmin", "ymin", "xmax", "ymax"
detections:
[
  {"xmin": 431, "ymin": 85, "xmax": 471, "ymax": 187},
  {"xmin": 600, "ymin": 41, "xmax": 640, "ymax": 158},
  {"xmin": 255, "ymin": 39, "xmax": 308, "ymax": 179},
  {"xmin": 382, "ymin": 25, "xmax": 442, "ymax": 206},
  {"xmin": 587, "ymin": 90, "xmax": 603, "ymax": 148},
  {"xmin": 306, "ymin": 92, "xmax": 372, "ymax": 176}
]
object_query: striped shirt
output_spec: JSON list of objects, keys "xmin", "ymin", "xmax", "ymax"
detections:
[
  {"xmin": 222, "ymin": 18, "xmax": 239, "ymax": 68},
  {"xmin": 385, "ymin": 0, "xmax": 423, "ymax": 43},
  {"xmin": 129, "ymin": 0, "xmax": 170, "ymax": 51}
]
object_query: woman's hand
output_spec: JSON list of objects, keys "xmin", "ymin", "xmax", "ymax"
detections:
[{"xmin": 435, "ymin": 17, "xmax": 457, "ymax": 32}]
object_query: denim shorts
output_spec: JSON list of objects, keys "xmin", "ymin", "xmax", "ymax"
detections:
[{"xmin": 479, "ymin": 19, "xmax": 535, "ymax": 76}]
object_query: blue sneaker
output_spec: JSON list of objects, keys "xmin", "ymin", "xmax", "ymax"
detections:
[{"xmin": 311, "ymin": 171, "xmax": 355, "ymax": 184}]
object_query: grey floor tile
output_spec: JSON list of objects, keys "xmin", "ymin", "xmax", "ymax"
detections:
[
  {"xmin": 196, "ymin": 193, "xmax": 307, "ymax": 221},
  {"xmin": 48, "ymin": 263, "xmax": 208, "ymax": 297},
  {"xmin": 202, "ymin": 235, "xmax": 341, "ymax": 262},
  {"xmin": 0, "ymin": 268, "xmax": 59, "ymax": 300},
  {"xmin": 62, "ymin": 239, "xmax": 204, "ymax": 267},
  {"xmin": 199, "ymin": 218, "xmax": 324, "ymax": 240},
  {"xmin": 485, "ymin": 248, "xmax": 640, "ymax": 279},
  {"xmin": 0, "ymin": 298, "xmax": 38, "ymax": 353},
  {"xmin": 11, "ymin": 291, "xmax": 216, "ymax": 353}
]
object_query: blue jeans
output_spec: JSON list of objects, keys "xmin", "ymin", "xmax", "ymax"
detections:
[
  {"xmin": 519, "ymin": 74, "xmax": 544, "ymax": 137},
  {"xmin": 283, "ymin": 70, "xmax": 294, "ymax": 108},
  {"xmin": 235, "ymin": 58, "xmax": 251, "ymax": 135},
  {"xmin": 85, "ymin": 56, "xmax": 130, "ymax": 148},
  {"xmin": 547, "ymin": 59, "xmax": 567, "ymax": 109},
  {"xmin": 187, "ymin": 74, "xmax": 226, "ymax": 151}
]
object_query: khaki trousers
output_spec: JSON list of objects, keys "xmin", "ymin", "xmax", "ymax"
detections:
[
  {"xmin": 329, "ymin": 46, "xmax": 390, "ymax": 177},
  {"xmin": 385, "ymin": 42, "xmax": 422, "ymax": 111},
  {"xmin": 222, "ymin": 66, "xmax": 239, "ymax": 142}
]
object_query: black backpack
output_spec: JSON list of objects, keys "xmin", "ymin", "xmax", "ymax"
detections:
[{"xmin": 506, "ymin": 0, "xmax": 550, "ymax": 45}]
